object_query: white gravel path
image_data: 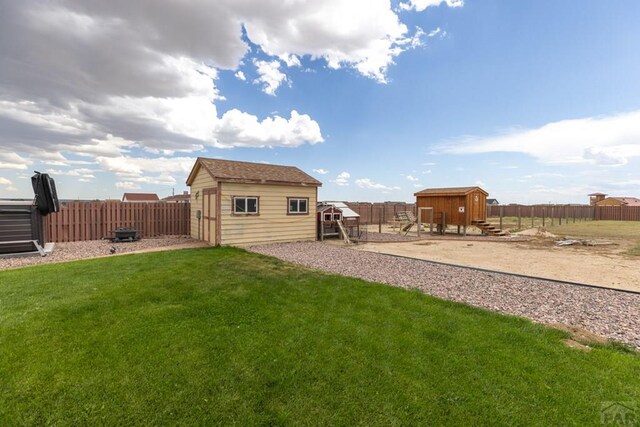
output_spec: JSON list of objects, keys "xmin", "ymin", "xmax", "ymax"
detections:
[
  {"xmin": 247, "ymin": 241, "xmax": 640, "ymax": 350},
  {"xmin": 0, "ymin": 236, "xmax": 202, "ymax": 270}
]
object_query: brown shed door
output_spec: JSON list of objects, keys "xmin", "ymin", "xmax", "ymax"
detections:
[
  {"xmin": 203, "ymin": 187, "xmax": 217, "ymax": 245},
  {"xmin": 472, "ymin": 192, "xmax": 481, "ymax": 221}
]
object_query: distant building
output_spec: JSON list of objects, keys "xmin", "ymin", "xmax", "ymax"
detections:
[
  {"xmin": 595, "ymin": 197, "xmax": 640, "ymax": 207},
  {"xmin": 486, "ymin": 198, "xmax": 500, "ymax": 205},
  {"xmin": 588, "ymin": 192, "xmax": 607, "ymax": 206},
  {"xmin": 122, "ymin": 192, "xmax": 159, "ymax": 203},
  {"xmin": 162, "ymin": 191, "xmax": 190, "ymax": 203}
]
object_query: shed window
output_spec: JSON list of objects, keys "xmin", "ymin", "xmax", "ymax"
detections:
[
  {"xmin": 333, "ymin": 213, "xmax": 342, "ymax": 221},
  {"xmin": 288, "ymin": 198, "xmax": 309, "ymax": 214},
  {"xmin": 324, "ymin": 213, "xmax": 332, "ymax": 221},
  {"xmin": 233, "ymin": 197, "xmax": 258, "ymax": 214}
]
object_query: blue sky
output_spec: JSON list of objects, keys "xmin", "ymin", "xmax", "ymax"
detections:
[{"xmin": 1, "ymin": 0, "xmax": 639, "ymax": 203}]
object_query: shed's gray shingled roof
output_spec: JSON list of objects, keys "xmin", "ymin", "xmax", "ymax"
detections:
[{"xmin": 189, "ymin": 158, "xmax": 321, "ymax": 186}]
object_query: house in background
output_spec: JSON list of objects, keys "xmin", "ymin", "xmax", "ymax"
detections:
[
  {"xmin": 122, "ymin": 193, "xmax": 159, "ymax": 203},
  {"xmin": 162, "ymin": 191, "xmax": 190, "ymax": 203},
  {"xmin": 486, "ymin": 198, "xmax": 500, "ymax": 205},
  {"xmin": 595, "ymin": 196, "xmax": 640, "ymax": 207},
  {"xmin": 186, "ymin": 157, "xmax": 321, "ymax": 246},
  {"xmin": 588, "ymin": 192, "xmax": 607, "ymax": 206}
]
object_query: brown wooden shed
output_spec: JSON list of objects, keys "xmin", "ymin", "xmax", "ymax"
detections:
[{"xmin": 414, "ymin": 186, "xmax": 488, "ymax": 228}]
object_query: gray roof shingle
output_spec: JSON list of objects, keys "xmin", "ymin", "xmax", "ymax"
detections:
[{"xmin": 189, "ymin": 158, "xmax": 321, "ymax": 186}]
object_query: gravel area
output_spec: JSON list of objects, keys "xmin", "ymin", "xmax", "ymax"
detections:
[
  {"xmin": 248, "ymin": 241, "xmax": 640, "ymax": 350},
  {"xmin": 0, "ymin": 236, "xmax": 202, "ymax": 270}
]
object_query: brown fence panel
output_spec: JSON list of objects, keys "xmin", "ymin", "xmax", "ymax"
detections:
[
  {"xmin": 343, "ymin": 202, "xmax": 416, "ymax": 224},
  {"xmin": 486, "ymin": 204, "xmax": 640, "ymax": 222},
  {"xmin": 44, "ymin": 201, "xmax": 191, "ymax": 242},
  {"xmin": 595, "ymin": 205, "xmax": 640, "ymax": 221}
]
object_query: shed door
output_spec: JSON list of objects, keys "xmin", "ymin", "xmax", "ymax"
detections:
[
  {"xmin": 471, "ymin": 192, "xmax": 481, "ymax": 221},
  {"xmin": 203, "ymin": 187, "xmax": 217, "ymax": 245}
]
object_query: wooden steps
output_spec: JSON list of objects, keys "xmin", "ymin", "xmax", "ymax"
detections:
[{"xmin": 472, "ymin": 220, "xmax": 509, "ymax": 236}]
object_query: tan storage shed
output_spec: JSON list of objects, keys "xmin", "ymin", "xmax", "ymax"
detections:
[
  {"xmin": 186, "ymin": 158, "xmax": 321, "ymax": 246},
  {"xmin": 414, "ymin": 186, "xmax": 488, "ymax": 228}
]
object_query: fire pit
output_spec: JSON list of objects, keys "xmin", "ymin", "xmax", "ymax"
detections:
[{"xmin": 111, "ymin": 227, "xmax": 140, "ymax": 242}]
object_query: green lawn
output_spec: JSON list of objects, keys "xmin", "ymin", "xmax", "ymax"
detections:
[{"xmin": 1, "ymin": 248, "xmax": 638, "ymax": 425}]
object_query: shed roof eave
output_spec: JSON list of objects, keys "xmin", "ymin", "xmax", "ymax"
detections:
[
  {"xmin": 414, "ymin": 186, "xmax": 488, "ymax": 197},
  {"xmin": 216, "ymin": 178, "xmax": 321, "ymax": 187}
]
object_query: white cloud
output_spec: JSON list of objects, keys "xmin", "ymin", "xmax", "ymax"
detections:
[
  {"xmin": 0, "ymin": 177, "xmax": 18, "ymax": 192},
  {"xmin": 243, "ymin": 0, "xmax": 424, "ymax": 83},
  {"xmin": 253, "ymin": 59, "xmax": 288, "ymax": 95},
  {"xmin": 405, "ymin": 175, "xmax": 419, "ymax": 181},
  {"xmin": 355, "ymin": 178, "xmax": 400, "ymax": 192},
  {"xmin": 413, "ymin": 183, "xmax": 424, "ymax": 188},
  {"xmin": 426, "ymin": 27, "xmax": 446, "ymax": 38},
  {"xmin": 438, "ymin": 111, "xmax": 640, "ymax": 166},
  {"xmin": 46, "ymin": 168, "xmax": 95, "ymax": 176},
  {"xmin": 0, "ymin": 152, "xmax": 31, "ymax": 170},
  {"xmin": 331, "ymin": 172, "xmax": 351, "ymax": 186},
  {"xmin": 313, "ymin": 168, "xmax": 329, "ymax": 175},
  {"xmin": 428, "ymin": 27, "xmax": 441, "ymax": 37},
  {"xmin": 115, "ymin": 181, "xmax": 141, "ymax": 190},
  {"xmin": 235, "ymin": 70, "xmax": 246, "ymax": 81},
  {"xmin": 279, "ymin": 54, "xmax": 301, "ymax": 67},
  {"xmin": 400, "ymin": 0, "xmax": 464, "ymax": 12},
  {"xmin": 213, "ymin": 110, "xmax": 323, "ymax": 147}
]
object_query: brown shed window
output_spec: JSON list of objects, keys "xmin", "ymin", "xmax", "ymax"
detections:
[
  {"xmin": 233, "ymin": 196, "xmax": 259, "ymax": 214},
  {"xmin": 288, "ymin": 197, "xmax": 309, "ymax": 214}
]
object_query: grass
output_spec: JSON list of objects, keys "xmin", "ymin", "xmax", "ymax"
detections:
[
  {"xmin": 545, "ymin": 221, "xmax": 640, "ymax": 256},
  {"xmin": 1, "ymin": 248, "xmax": 639, "ymax": 425},
  {"xmin": 546, "ymin": 220, "xmax": 640, "ymax": 239}
]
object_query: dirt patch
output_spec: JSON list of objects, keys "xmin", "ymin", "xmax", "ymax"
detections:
[
  {"xmin": 562, "ymin": 339, "xmax": 592, "ymax": 351},
  {"xmin": 549, "ymin": 323, "xmax": 610, "ymax": 346},
  {"xmin": 355, "ymin": 238, "xmax": 640, "ymax": 292}
]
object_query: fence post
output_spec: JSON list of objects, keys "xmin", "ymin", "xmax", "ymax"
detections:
[
  {"xmin": 517, "ymin": 206, "xmax": 521, "ymax": 230},
  {"xmin": 558, "ymin": 207, "xmax": 562, "ymax": 225},
  {"xmin": 499, "ymin": 206, "xmax": 503, "ymax": 230},
  {"xmin": 530, "ymin": 206, "xmax": 533, "ymax": 228}
]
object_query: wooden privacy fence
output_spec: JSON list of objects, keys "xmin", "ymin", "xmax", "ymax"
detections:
[
  {"xmin": 487, "ymin": 204, "xmax": 640, "ymax": 222},
  {"xmin": 344, "ymin": 202, "xmax": 416, "ymax": 224},
  {"xmin": 595, "ymin": 205, "xmax": 640, "ymax": 221},
  {"xmin": 486, "ymin": 204, "xmax": 594, "ymax": 220},
  {"xmin": 44, "ymin": 201, "xmax": 190, "ymax": 242}
]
